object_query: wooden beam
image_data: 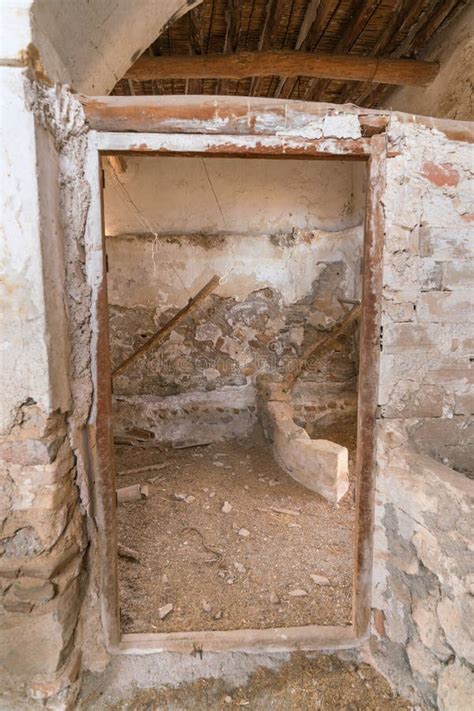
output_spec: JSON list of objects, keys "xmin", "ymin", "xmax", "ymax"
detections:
[
  {"xmin": 80, "ymin": 94, "xmax": 391, "ymax": 138},
  {"xmin": 125, "ymin": 51, "xmax": 438, "ymax": 87},
  {"xmin": 355, "ymin": 0, "xmax": 441, "ymax": 108},
  {"xmin": 337, "ymin": 0, "xmax": 410, "ymax": 105},
  {"xmin": 112, "ymin": 274, "xmax": 220, "ymax": 377},
  {"xmin": 106, "ymin": 155, "xmax": 127, "ymax": 174},
  {"xmin": 250, "ymin": 0, "xmax": 286, "ymax": 96},
  {"xmin": 306, "ymin": 0, "xmax": 384, "ymax": 102},
  {"xmin": 220, "ymin": 0, "xmax": 244, "ymax": 95},
  {"xmin": 187, "ymin": 6, "xmax": 204, "ymax": 95},
  {"xmin": 274, "ymin": 0, "xmax": 322, "ymax": 98},
  {"xmin": 284, "ymin": 305, "xmax": 361, "ymax": 391}
]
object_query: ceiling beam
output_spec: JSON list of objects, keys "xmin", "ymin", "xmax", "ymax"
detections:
[
  {"xmin": 250, "ymin": 0, "xmax": 286, "ymax": 96},
  {"xmin": 277, "ymin": 0, "xmax": 339, "ymax": 99},
  {"xmin": 220, "ymin": 0, "xmax": 244, "ymax": 95},
  {"xmin": 274, "ymin": 0, "xmax": 322, "ymax": 99},
  {"xmin": 125, "ymin": 50, "xmax": 438, "ymax": 87},
  {"xmin": 305, "ymin": 0, "xmax": 385, "ymax": 102},
  {"xmin": 187, "ymin": 5, "xmax": 204, "ymax": 94},
  {"xmin": 350, "ymin": 0, "xmax": 441, "ymax": 107}
]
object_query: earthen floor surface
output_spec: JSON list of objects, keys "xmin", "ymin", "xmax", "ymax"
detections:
[
  {"xmin": 116, "ymin": 423, "xmax": 356, "ymax": 634},
  {"xmin": 82, "ymin": 653, "xmax": 412, "ymax": 710}
]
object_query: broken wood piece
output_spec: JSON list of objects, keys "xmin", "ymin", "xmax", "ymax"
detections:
[
  {"xmin": 285, "ymin": 304, "xmax": 361, "ymax": 390},
  {"xmin": 113, "ymin": 274, "xmax": 220, "ymax": 376},
  {"xmin": 117, "ymin": 543, "xmax": 141, "ymax": 562},
  {"xmin": 257, "ymin": 506, "xmax": 301, "ymax": 516},
  {"xmin": 117, "ymin": 462, "xmax": 168, "ymax": 476},
  {"xmin": 116, "ymin": 483, "xmax": 149, "ymax": 504}
]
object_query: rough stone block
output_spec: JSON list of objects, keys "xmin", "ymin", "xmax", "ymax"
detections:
[
  {"xmin": 438, "ymin": 659, "xmax": 474, "ymax": 711},
  {"xmin": 419, "ymin": 226, "xmax": 474, "ymax": 260},
  {"xmin": 443, "ymin": 261, "xmax": 474, "ymax": 289},
  {"xmin": 417, "ymin": 290, "xmax": 474, "ymax": 323},
  {"xmin": 438, "ymin": 595, "xmax": 474, "ymax": 664}
]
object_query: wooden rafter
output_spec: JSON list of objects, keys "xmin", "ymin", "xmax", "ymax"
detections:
[
  {"xmin": 187, "ymin": 5, "xmax": 204, "ymax": 94},
  {"xmin": 305, "ymin": 0, "xmax": 385, "ymax": 102},
  {"xmin": 250, "ymin": 0, "xmax": 286, "ymax": 96},
  {"xmin": 274, "ymin": 0, "xmax": 322, "ymax": 98},
  {"xmin": 220, "ymin": 0, "xmax": 244, "ymax": 94},
  {"xmin": 125, "ymin": 50, "xmax": 438, "ymax": 86},
  {"xmin": 277, "ymin": 0, "xmax": 338, "ymax": 99},
  {"xmin": 355, "ymin": 0, "xmax": 444, "ymax": 108}
]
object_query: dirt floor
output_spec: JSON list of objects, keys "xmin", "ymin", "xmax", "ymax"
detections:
[
  {"xmin": 116, "ymin": 420, "xmax": 356, "ymax": 633},
  {"xmin": 82, "ymin": 653, "xmax": 412, "ymax": 710}
]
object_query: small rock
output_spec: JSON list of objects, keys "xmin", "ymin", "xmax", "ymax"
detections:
[
  {"xmin": 234, "ymin": 561, "xmax": 246, "ymax": 574},
  {"xmin": 224, "ymin": 696, "xmax": 232, "ymax": 704},
  {"xmin": 173, "ymin": 493, "xmax": 187, "ymax": 501},
  {"xmin": 202, "ymin": 600, "xmax": 211, "ymax": 613},
  {"xmin": 270, "ymin": 591, "xmax": 280, "ymax": 604},
  {"xmin": 213, "ymin": 461, "xmax": 224, "ymax": 468},
  {"xmin": 213, "ymin": 610, "xmax": 223, "ymax": 620},
  {"xmin": 310, "ymin": 574, "xmax": 330, "ymax": 586},
  {"xmin": 158, "ymin": 603, "xmax": 173, "ymax": 620},
  {"xmin": 288, "ymin": 589, "xmax": 308, "ymax": 597},
  {"xmin": 268, "ymin": 479, "xmax": 279, "ymax": 486},
  {"xmin": 209, "ymin": 491, "xmax": 216, "ymax": 498},
  {"xmin": 185, "ymin": 495, "xmax": 195, "ymax": 504},
  {"xmin": 244, "ymin": 485, "xmax": 249, "ymax": 490},
  {"xmin": 238, "ymin": 528, "xmax": 250, "ymax": 538},
  {"xmin": 162, "ymin": 574, "xmax": 169, "ymax": 585},
  {"xmin": 239, "ymin": 702, "xmax": 250, "ymax": 707},
  {"xmin": 222, "ymin": 501, "xmax": 232, "ymax": 514}
]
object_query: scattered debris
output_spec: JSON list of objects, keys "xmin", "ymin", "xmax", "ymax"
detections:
[
  {"xmin": 202, "ymin": 600, "xmax": 211, "ymax": 613},
  {"xmin": 180, "ymin": 526, "xmax": 223, "ymax": 564},
  {"xmin": 173, "ymin": 493, "xmax": 195, "ymax": 503},
  {"xmin": 221, "ymin": 501, "xmax": 232, "ymax": 513},
  {"xmin": 116, "ymin": 484, "xmax": 149, "ymax": 504},
  {"xmin": 148, "ymin": 474, "xmax": 164, "ymax": 484},
  {"xmin": 117, "ymin": 543, "xmax": 141, "ymax": 562},
  {"xmin": 117, "ymin": 462, "xmax": 168, "ymax": 476},
  {"xmin": 158, "ymin": 603, "xmax": 173, "ymax": 620},
  {"xmin": 233, "ymin": 561, "xmax": 246, "ymax": 574},
  {"xmin": 288, "ymin": 589, "xmax": 308, "ymax": 597},
  {"xmin": 310, "ymin": 574, "xmax": 331, "ymax": 586},
  {"xmin": 270, "ymin": 591, "xmax": 280, "ymax": 604},
  {"xmin": 258, "ymin": 506, "xmax": 301, "ymax": 516},
  {"xmin": 237, "ymin": 528, "xmax": 250, "ymax": 538}
]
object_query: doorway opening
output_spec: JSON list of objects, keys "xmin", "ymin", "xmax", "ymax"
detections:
[{"xmin": 101, "ymin": 152, "xmax": 368, "ymax": 637}]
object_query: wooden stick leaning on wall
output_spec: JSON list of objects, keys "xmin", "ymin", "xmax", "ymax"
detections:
[
  {"xmin": 112, "ymin": 274, "xmax": 220, "ymax": 377},
  {"xmin": 284, "ymin": 304, "xmax": 361, "ymax": 391}
]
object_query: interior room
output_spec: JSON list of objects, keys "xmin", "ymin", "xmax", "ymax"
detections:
[{"xmin": 102, "ymin": 154, "xmax": 367, "ymax": 634}]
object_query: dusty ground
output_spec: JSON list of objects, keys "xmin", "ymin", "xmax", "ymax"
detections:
[
  {"xmin": 83, "ymin": 653, "xmax": 412, "ymax": 710},
  {"xmin": 116, "ymin": 421, "xmax": 356, "ymax": 633}
]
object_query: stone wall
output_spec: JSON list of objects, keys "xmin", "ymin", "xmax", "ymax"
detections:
[
  {"xmin": 107, "ymin": 227, "xmax": 363, "ymax": 444},
  {"xmin": 370, "ymin": 117, "xmax": 474, "ymax": 709}
]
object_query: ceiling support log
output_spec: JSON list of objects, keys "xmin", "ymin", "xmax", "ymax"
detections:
[{"xmin": 125, "ymin": 50, "xmax": 438, "ymax": 87}]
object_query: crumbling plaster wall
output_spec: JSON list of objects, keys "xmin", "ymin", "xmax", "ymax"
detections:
[
  {"xmin": 370, "ymin": 117, "xmax": 474, "ymax": 710},
  {"xmin": 104, "ymin": 157, "xmax": 365, "ymax": 445}
]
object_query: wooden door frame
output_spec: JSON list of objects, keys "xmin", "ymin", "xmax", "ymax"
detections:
[{"xmin": 82, "ymin": 97, "xmax": 386, "ymax": 655}]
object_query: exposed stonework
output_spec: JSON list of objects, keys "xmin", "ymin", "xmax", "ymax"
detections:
[{"xmin": 370, "ymin": 116, "xmax": 474, "ymax": 709}]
